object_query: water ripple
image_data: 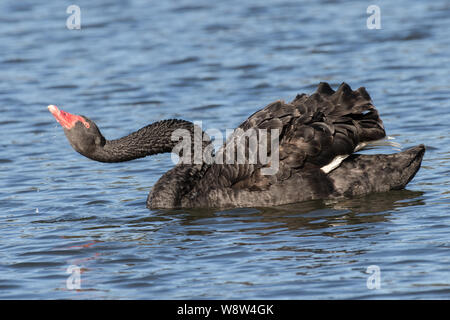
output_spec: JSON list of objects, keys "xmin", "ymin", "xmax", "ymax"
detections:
[{"xmin": 0, "ymin": 0, "xmax": 449, "ymax": 300}]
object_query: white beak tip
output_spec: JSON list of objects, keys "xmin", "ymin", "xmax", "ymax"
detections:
[{"xmin": 48, "ymin": 105, "xmax": 58, "ymax": 113}]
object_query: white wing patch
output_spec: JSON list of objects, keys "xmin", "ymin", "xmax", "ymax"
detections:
[
  {"xmin": 320, "ymin": 136, "xmax": 402, "ymax": 174},
  {"xmin": 320, "ymin": 154, "xmax": 349, "ymax": 174}
]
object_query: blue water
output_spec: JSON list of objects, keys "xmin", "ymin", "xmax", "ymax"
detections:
[{"xmin": 0, "ymin": 0, "xmax": 449, "ymax": 299}]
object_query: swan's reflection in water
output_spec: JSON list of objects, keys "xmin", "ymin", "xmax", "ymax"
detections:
[
  {"xmin": 161, "ymin": 190, "xmax": 425, "ymax": 235},
  {"xmin": 138, "ymin": 190, "xmax": 425, "ymax": 299}
]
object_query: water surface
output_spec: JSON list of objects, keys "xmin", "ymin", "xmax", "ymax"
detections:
[{"xmin": 0, "ymin": 0, "xmax": 449, "ymax": 299}]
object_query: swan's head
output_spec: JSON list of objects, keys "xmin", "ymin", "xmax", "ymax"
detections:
[{"xmin": 48, "ymin": 105, "xmax": 105, "ymax": 157}]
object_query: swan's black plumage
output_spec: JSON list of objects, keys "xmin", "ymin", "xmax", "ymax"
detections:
[{"xmin": 48, "ymin": 82, "xmax": 425, "ymax": 209}]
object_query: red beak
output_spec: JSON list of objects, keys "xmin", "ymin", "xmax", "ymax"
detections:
[{"xmin": 48, "ymin": 105, "xmax": 89, "ymax": 129}]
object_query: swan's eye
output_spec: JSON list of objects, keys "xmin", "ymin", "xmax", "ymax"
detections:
[
  {"xmin": 94, "ymin": 135, "xmax": 104, "ymax": 146},
  {"xmin": 83, "ymin": 121, "xmax": 90, "ymax": 129}
]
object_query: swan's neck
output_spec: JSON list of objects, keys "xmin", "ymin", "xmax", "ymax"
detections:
[
  {"xmin": 147, "ymin": 163, "xmax": 209, "ymax": 209},
  {"xmin": 90, "ymin": 119, "xmax": 198, "ymax": 162},
  {"xmin": 86, "ymin": 119, "xmax": 212, "ymax": 207}
]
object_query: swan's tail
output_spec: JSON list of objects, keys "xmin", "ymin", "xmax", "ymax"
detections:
[
  {"xmin": 329, "ymin": 144, "xmax": 425, "ymax": 197},
  {"xmin": 355, "ymin": 135, "xmax": 402, "ymax": 152}
]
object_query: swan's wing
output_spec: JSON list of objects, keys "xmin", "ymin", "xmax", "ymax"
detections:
[
  {"xmin": 239, "ymin": 82, "xmax": 386, "ymax": 172},
  {"xmin": 189, "ymin": 82, "xmax": 386, "ymax": 194}
]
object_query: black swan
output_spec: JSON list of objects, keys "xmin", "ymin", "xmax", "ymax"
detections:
[{"xmin": 48, "ymin": 82, "xmax": 425, "ymax": 209}]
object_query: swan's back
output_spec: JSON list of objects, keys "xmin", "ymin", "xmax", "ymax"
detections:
[{"xmin": 238, "ymin": 82, "xmax": 385, "ymax": 170}]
